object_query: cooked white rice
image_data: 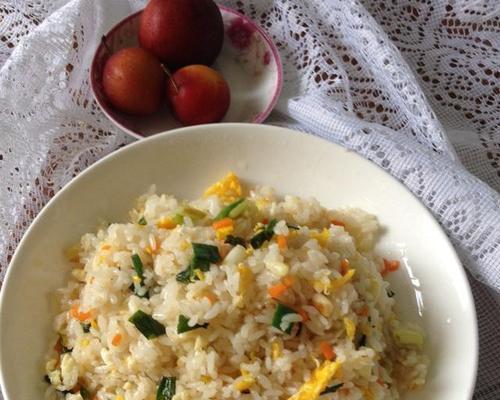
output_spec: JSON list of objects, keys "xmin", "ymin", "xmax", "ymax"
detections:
[{"xmin": 44, "ymin": 173, "xmax": 429, "ymax": 400}]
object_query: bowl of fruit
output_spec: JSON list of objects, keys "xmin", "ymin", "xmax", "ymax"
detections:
[{"xmin": 90, "ymin": 0, "xmax": 283, "ymax": 138}]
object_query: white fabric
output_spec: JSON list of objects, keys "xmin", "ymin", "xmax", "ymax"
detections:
[{"xmin": 0, "ymin": 0, "xmax": 499, "ymax": 398}]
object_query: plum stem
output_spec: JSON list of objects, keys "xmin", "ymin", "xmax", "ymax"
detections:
[
  {"xmin": 161, "ymin": 64, "xmax": 179, "ymax": 94},
  {"xmin": 101, "ymin": 35, "xmax": 112, "ymax": 54}
]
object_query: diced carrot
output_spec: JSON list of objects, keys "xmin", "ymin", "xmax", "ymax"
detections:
[
  {"xmin": 212, "ymin": 217, "xmax": 234, "ymax": 230},
  {"xmin": 268, "ymin": 282, "xmax": 288, "ymax": 298},
  {"xmin": 262, "ymin": 218, "xmax": 269, "ymax": 224},
  {"xmin": 78, "ymin": 310, "xmax": 92, "ymax": 321},
  {"xmin": 111, "ymin": 334, "xmax": 122, "ymax": 346},
  {"xmin": 382, "ymin": 259, "xmax": 400, "ymax": 276},
  {"xmin": 331, "ymin": 219, "xmax": 345, "ymax": 227},
  {"xmin": 340, "ymin": 258, "xmax": 350, "ymax": 275},
  {"xmin": 319, "ymin": 341, "xmax": 336, "ymax": 361},
  {"xmin": 277, "ymin": 235, "xmax": 287, "ymax": 250},
  {"xmin": 282, "ymin": 275, "xmax": 295, "ymax": 288},
  {"xmin": 297, "ymin": 308, "xmax": 310, "ymax": 322},
  {"xmin": 70, "ymin": 304, "xmax": 92, "ymax": 321},
  {"xmin": 356, "ymin": 305, "xmax": 370, "ymax": 317}
]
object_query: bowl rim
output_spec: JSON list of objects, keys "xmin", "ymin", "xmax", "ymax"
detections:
[
  {"xmin": 0, "ymin": 123, "xmax": 478, "ymax": 399},
  {"xmin": 89, "ymin": 6, "xmax": 283, "ymax": 140}
]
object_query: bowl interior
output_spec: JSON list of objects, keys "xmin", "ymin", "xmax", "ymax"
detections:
[
  {"xmin": 0, "ymin": 124, "xmax": 477, "ymax": 400},
  {"xmin": 91, "ymin": 8, "xmax": 282, "ymax": 138}
]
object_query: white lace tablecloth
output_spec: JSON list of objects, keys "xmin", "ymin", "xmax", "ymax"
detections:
[{"xmin": 0, "ymin": 0, "xmax": 499, "ymax": 399}]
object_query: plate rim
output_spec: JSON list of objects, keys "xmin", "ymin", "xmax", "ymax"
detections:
[{"xmin": 0, "ymin": 123, "xmax": 478, "ymax": 399}]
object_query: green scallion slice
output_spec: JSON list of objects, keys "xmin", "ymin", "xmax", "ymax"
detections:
[
  {"xmin": 129, "ymin": 310, "xmax": 166, "ymax": 339},
  {"xmin": 176, "ymin": 262, "xmax": 195, "ymax": 283},
  {"xmin": 192, "ymin": 243, "xmax": 221, "ymax": 264},
  {"xmin": 321, "ymin": 383, "xmax": 343, "ymax": 395},
  {"xmin": 214, "ymin": 198, "xmax": 245, "ymax": 220},
  {"xmin": 177, "ymin": 314, "xmax": 209, "ymax": 334},
  {"xmin": 156, "ymin": 377, "xmax": 176, "ymax": 400},
  {"xmin": 176, "ymin": 243, "xmax": 220, "ymax": 283},
  {"xmin": 131, "ymin": 254, "xmax": 145, "ymax": 281},
  {"xmin": 138, "ymin": 216, "xmax": 147, "ymax": 225},
  {"xmin": 271, "ymin": 303, "xmax": 296, "ymax": 334},
  {"xmin": 224, "ymin": 235, "xmax": 247, "ymax": 248},
  {"xmin": 250, "ymin": 219, "xmax": 278, "ymax": 249},
  {"xmin": 228, "ymin": 199, "xmax": 248, "ymax": 218}
]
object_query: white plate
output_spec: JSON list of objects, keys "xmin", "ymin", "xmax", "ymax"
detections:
[{"xmin": 0, "ymin": 123, "xmax": 477, "ymax": 399}]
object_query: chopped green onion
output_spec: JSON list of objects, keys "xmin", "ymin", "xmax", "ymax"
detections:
[
  {"xmin": 177, "ymin": 314, "xmax": 209, "ymax": 334},
  {"xmin": 138, "ymin": 216, "xmax": 147, "ymax": 225},
  {"xmin": 157, "ymin": 377, "xmax": 176, "ymax": 400},
  {"xmin": 271, "ymin": 303, "xmax": 296, "ymax": 334},
  {"xmin": 192, "ymin": 243, "xmax": 221, "ymax": 264},
  {"xmin": 131, "ymin": 254, "xmax": 149, "ymax": 297},
  {"xmin": 182, "ymin": 206, "xmax": 207, "ymax": 220},
  {"xmin": 172, "ymin": 214, "xmax": 184, "ymax": 225},
  {"xmin": 224, "ymin": 235, "xmax": 247, "ymax": 248},
  {"xmin": 129, "ymin": 310, "xmax": 166, "ymax": 339},
  {"xmin": 81, "ymin": 323, "xmax": 91, "ymax": 333},
  {"xmin": 131, "ymin": 254, "xmax": 145, "ymax": 281},
  {"xmin": 228, "ymin": 199, "xmax": 248, "ymax": 218},
  {"xmin": 176, "ymin": 262, "xmax": 196, "ymax": 283},
  {"xmin": 214, "ymin": 198, "xmax": 245, "ymax": 220},
  {"xmin": 321, "ymin": 383, "xmax": 343, "ymax": 395},
  {"xmin": 176, "ymin": 243, "xmax": 221, "ymax": 283},
  {"xmin": 250, "ymin": 219, "xmax": 278, "ymax": 249},
  {"xmin": 176, "ymin": 258, "xmax": 210, "ymax": 283},
  {"xmin": 394, "ymin": 328, "xmax": 424, "ymax": 346}
]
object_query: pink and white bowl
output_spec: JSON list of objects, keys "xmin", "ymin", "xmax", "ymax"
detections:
[{"xmin": 90, "ymin": 5, "xmax": 283, "ymax": 139}]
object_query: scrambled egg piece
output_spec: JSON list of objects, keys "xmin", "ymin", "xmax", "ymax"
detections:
[
  {"xmin": 330, "ymin": 269, "xmax": 356, "ymax": 291},
  {"xmin": 215, "ymin": 225, "xmax": 234, "ymax": 240},
  {"xmin": 343, "ymin": 317, "xmax": 356, "ymax": 341},
  {"xmin": 203, "ymin": 172, "xmax": 243, "ymax": 202},
  {"xmin": 288, "ymin": 361, "xmax": 341, "ymax": 400},
  {"xmin": 313, "ymin": 269, "xmax": 356, "ymax": 295},
  {"xmin": 157, "ymin": 217, "xmax": 177, "ymax": 229},
  {"xmin": 235, "ymin": 369, "xmax": 255, "ymax": 391},
  {"xmin": 311, "ymin": 228, "xmax": 330, "ymax": 247},
  {"xmin": 235, "ymin": 264, "xmax": 253, "ymax": 307}
]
